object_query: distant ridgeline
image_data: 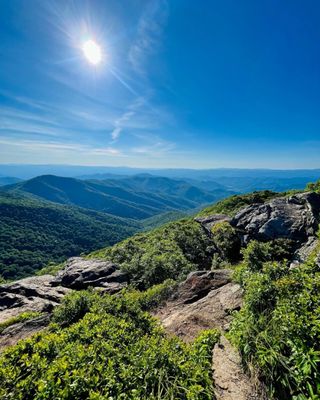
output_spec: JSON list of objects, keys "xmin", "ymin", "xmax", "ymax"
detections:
[
  {"xmin": 0, "ymin": 174, "xmax": 232, "ymax": 280},
  {"xmin": 1, "ymin": 174, "xmax": 319, "ymax": 281}
]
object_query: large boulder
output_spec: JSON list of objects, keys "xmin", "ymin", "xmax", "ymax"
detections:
[
  {"xmin": 0, "ymin": 257, "xmax": 127, "ymax": 327},
  {"xmin": 231, "ymin": 192, "xmax": 320, "ymax": 244},
  {"xmin": 172, "ymin": 269, "xmax": 232, "ymax": 304},
  {"xmin": 196, "ymin": 193, "xmax": 320, "ymax": 254},
  {"xmin": 0, "ymin": 275, "xmax": 70, "ymax": 323},
  {"xmin": 52, "ymin": 257, "xmax": 128, "ymax": 292},
  {"xmin": 155, "ymin": 269, "xmax": 242, "ymax": 341}
]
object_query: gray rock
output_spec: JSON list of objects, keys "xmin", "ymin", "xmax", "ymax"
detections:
[
  {"xmin": 0, "ymin": 275, "xmax": 70, "ymax": 323},
  {"xmin": 0, "ymin": 314, "xmax": 50, "ymax": 352},
  {"xmin": 155, "ymin": 269, "xmax": 242, "ymax": 341},
  {"xmin": 52, "ymin": 257, "xmax": 128, "ymax": 291},
  {"xmin": 290, "ymin": 237, "xmax": 319, "ymax": 269},
  {"xmin": 231, "ymin": 192, "xmax": 320, "ymax": 244},
  {"xmin": 195, "ymin": 214, "xmax": 231, "ymax": 236},
  {"xmin": 173, "ymin": 269, "xmax": 232, "ymax": 304}
]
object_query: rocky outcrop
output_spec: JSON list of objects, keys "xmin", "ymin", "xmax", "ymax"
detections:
[
  {"xmin": 0, "ymin": 275, "xmax": 70, "ymax": 324},
  {"xmin": 231, "ymin": 192, "xmax": 320, "ymax": 245},
  {"xmin": 172, "ymin": 269, "xmax": 232, "ymax": 304},
  {"xmin": 155, "ymin": 269, "xmax": 266, "ymax": 399},
  {"xmin": 155, "ymin": 269, "xmax": 242, "ymax": 341},
  {"xmin": 196, "ymin": 192, "xmax": 320, "ymax": 255},
  {"xmin": 0, "ymin": 257, "xmax": 128, "ymax": 328},
  {"xmin": 155, "ymin": 269, "xmax": 268, "ymax": 399},
  {"xmin": 0, "ymin": 314, "xmax": 50, "ymax": 351},
  {"xmin": 290, "ymin": 237, "xmax": 319, "ymax": 268},
  {"xmin": 52, "ymin": 257, "xmax": 128, "ymax": 292}
]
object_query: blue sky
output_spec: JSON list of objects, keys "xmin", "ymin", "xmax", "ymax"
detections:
[{"xmin": 0, "ymin": 0, "xmax": 320, "ymax": 168}]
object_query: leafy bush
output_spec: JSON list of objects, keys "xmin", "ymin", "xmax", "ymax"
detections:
[
  {"xmin": 0, "ymin": 289, "xmax": 219, "ymax": 400},
  {"xmin": 229, "ymin": 250, "xmax": 320, "ymax": 399},
  {"xmin": 306, "ymin": 180, "xmax": 320, "ymax": 193},
  {"xmin": 52, "ymin": 289, "xmax": 100, "ymax": 327},
  {"xmin": 197, "ymin": 190, "xmax": 280, "ymax": 217},
  {"xmin": 53, "ymin": 280, "xmax": 177, "ymax": 328},
  {"xmin": 211, "ymin": 221, "xmax": 241, "ymax": 263},
  {"xmin": 233, "ymin": 239, "xmax": 294, "ymax": 285},
  {"xmin": 90, "ymin": 219, "xmax": 213, "ymax": 289}
]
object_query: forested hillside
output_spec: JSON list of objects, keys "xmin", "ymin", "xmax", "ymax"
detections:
[
  {"xmin": 0, "ymin": 193, "xmax": 140, "ymax": 280},
  {"xmin": 2, "ymin": 174, "xmax": 229, "ymax": 219}
]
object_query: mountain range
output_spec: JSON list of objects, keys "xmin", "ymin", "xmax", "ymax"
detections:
[
  {"xmin": 0, "ymin": 174, "xmax": 233, "ymax": 279},
  {"xmin": 1, "ymin": 174, "xmax": 232, "ymax": 220}
]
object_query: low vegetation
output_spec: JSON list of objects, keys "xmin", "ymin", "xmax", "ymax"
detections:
[
  {"xmin": 197, "ymin": 190, "xmax": 280, "ymax": 217},
  {"xmin": 90, "ymin": 218, "xmax": 213, "ymax": 289},
  {"xmin": 0, "ymin": 286, "xmax": 219, "ymax": 400},
  {"xmin": 306, "ymin": 180, "xmax": 320, "ymax": 193},
  {"xmin": 229, "ymin": 239, "xmax": 320, "ymax": 399}
]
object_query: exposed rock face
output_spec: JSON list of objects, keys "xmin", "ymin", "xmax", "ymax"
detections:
[
  {"xmin": 172, "ymin": 269, "xmax": 232, "ymax": 304},
  {"xmin": 290, "ymin": 237, "xmax": 319, "ymax": 268},
  {"xmin": 155, "ymin": 269, "xmax": 242, "ymax": 341},
  {"xmin": 52, "ymin": 257, "xmax": 128, "ymax": 292},
  {"xmin": 196, "ymin": 193, "xmax": 320, "ymax": 255},
  {"xmin": 194, "ymin": 215, "xmax": 231, "ymax": 236},
  {"xmin": 0, "ymin": 275, "xmax": 70, "ymax": 324},
  {"xmin": 231, "ymin": 192, "xmax": 320, "ymax": 245},
  {"xmin": 0, "ymin": 258, "xmax": 127, "ymax": 328},
  {"xmin": 0, "ymin": 314, "xmax": 50, "ymax": 351},
  {"xmin": 155, "ymin": 270, "xmax": 267, "ymax": 400}
]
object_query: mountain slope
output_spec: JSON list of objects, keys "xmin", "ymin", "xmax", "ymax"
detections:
[
  {"xmin": 0, "ymin": 176, "xmax": 22, "ymax": 186},
  {"xmin": 0, "ymin": 192, "xmax": 140, "ymax": 280},
  {"xmin": 2, "ymin": 174, "xmax": 230, "ymax": 219}
]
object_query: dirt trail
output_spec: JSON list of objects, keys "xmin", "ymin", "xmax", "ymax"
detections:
[{"xmin": 155, "ymin": 270, "xmax": 268, "ymax": 400}]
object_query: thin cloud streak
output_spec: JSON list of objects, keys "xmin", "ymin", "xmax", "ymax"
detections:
[
  {"xmin": 110, "ymin": 96, "xmax": 145, "ymax": 141},
  {"xmin": 0, "ymin": 137, "xmax": 122, "ymax": 157},
  {"xmin": 128, "ymin": 0, "xmax": 169, "ymax": 76}
]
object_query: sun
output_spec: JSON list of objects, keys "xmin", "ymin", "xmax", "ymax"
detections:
[{"xmin": 82, "ymin": 39, "xmax": 102, "ymax": 65}]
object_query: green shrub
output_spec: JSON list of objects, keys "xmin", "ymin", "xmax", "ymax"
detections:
[
  {"xmin": 52, "ymin": 289, "xmax": 100, "ymax": 327},
  {"xmin": 306, "ymin": 180, "xmax": 320, "ymax": 193},
  {"xmin": 211, "ymin": 221, "xmax": 241, "ymax": 263},
  {"xmin": 90, "ymin": 219, "xmax": 213, "ymax": 289},
  {"xmin": 0, "ymin": 290, "xmax": 219, "ymax": 400},
  {"xmin": 233, "ymin": 239, "xmax": 294, "ymax": 285},
  {"xmin": 197, "ymin": 190, "xmax": 280, "ymax": 217},
  {"xmin": 229, "ymin": 254, "xmax": 320, "ymax": 399}
]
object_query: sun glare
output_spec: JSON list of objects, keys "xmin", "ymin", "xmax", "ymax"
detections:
[{"xmin": 82, "ymin": 39, "xmax": 102, "ymax": 65}]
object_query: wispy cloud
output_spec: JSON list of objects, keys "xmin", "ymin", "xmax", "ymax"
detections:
[
  {"xmin": 110, "ymin": 96, "xmax": 145, "ymax": 141},
  {"xmin": 128, "ymin": 0, "xmax": 169, "ymax": 76},
  {"xmin": 0, "ymin": 137, "xmax": 122, "ymax": 157},
  {"xmin": 131, "ymin": 134, "xmax": 175, "ymax": 157}
]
